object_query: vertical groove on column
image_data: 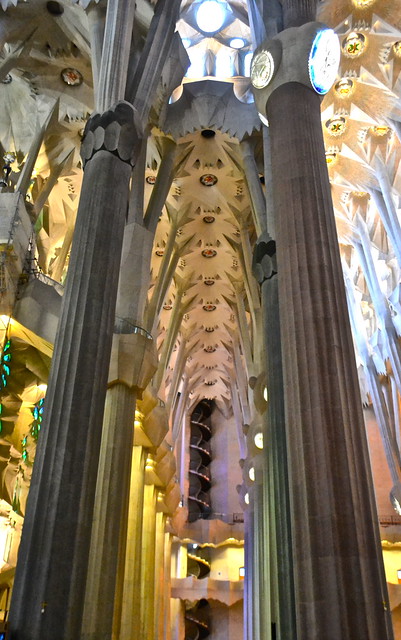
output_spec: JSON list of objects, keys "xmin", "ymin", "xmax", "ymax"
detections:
[
  {"xmin": 262, "ymin": 277, "xmax": 296, "ymax": 640},
  {"xmin": 117, "ymin": 445, "xmax": 146, "ymax": 640},
  {"xmin": 267, "ymin": 82, "xmax": 393, "ymax": 640},
  {"xmin": 140, "ymin": 483, "xmax": 157, "ymax": 640},
  {"xmin": 9, "ymin": 153, "xmax": 132, "ymax": 640},
  {"xmin": 81, "ymin": 383, "xmax": 136, "ymax": 640}
]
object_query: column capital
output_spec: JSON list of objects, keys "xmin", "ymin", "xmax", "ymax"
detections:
[
  {"xmin": 108, "ymin": 329, "xmax": 158, "ymax": 392},
  {"xmin": 81, "ymin": 101, "xmax": 143, "ymax": 167},
  {"xmin": 250, "ymin": 22, "xmax": 339, "ymax": 119}
]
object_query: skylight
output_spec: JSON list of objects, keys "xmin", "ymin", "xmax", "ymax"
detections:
[{"xmin": 196, "ymin": 1, "xmax": 226, "ymax": 34}]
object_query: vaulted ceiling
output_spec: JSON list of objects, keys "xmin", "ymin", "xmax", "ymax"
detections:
[{"xmin": 0, "ymin": 0, "xmax": 400, "ymax": 437}]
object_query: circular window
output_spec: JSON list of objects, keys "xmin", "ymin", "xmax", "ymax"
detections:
[{"xmin": 196, "ymin": 1, "xmax": 226, "ymax": 34}]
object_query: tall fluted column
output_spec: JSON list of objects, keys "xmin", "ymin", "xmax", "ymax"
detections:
[
  {"xmin": 253, "ymin": 234, "xmax": 296, "ymax": 639},
  {"xmin": 162, "ymin": 531, "xmax": 173, "ymax": 640},
  {"xmin": 140, "ymin": 467, "xmax": 158, "ymax": 640},
  {"xmin": 8, "ymin": 103, "xmax": 142, "ymax": 640},
  {"xmin": 243, "ymin": 510, "xmax": 254, "ymax": 640},
  {"xmin": 116, "ymin": 440, "xmax": 146, "ymax": 640},
  {"xmin": 266, "ymin": 80, "xmax": 393, "ymax": 639},
  {"xmin": 81, "ymin": 385, "xmax": 136, "ymax": 640},
  {"xmin": 117, "ymin": 395, "xmax": 169, "ymax": 640},
  {"xmin": 154, "ymin": 502, "xmax": 167, "ymax": 638},
  {"xmin": 240, "ymin": 138, "xmax": 266, "ymax": 236}
]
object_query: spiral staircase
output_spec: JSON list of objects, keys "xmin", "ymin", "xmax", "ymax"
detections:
[
  {"xmin": 187, "ymin": 546, "xmax": 211, "ymax": 580},
  {"xmin": 188, "ymin": 400, "xmax": 213, "ymax": 523},
  {"xmin": 184, "ymin": 599, "xmax": 211, "ymax": 640}
]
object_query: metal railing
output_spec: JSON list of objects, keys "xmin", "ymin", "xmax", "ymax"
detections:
[{"xmin": 114, "ymin": 317, "xmax": 153, "ymax": 339}]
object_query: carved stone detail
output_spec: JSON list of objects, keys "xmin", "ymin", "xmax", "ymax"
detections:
[
  {"xmin": 81, "ymin": 101, "xmax": 142, "ymax": 167},
  {"xmin": 252, "ymin": 231, "xmax": 277, "ymax": 284}
]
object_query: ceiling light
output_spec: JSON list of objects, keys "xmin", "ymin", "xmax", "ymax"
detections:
[
  {"xmin": 230, "ymin": 38, "xmax": 245, "ymax": 49},
  {"xmin": 254, "ymin": 432, "xmax": 263, "ymax": 449},
  {"xmin": 196, "ymin": 1, "xmax": 226, "ymax": 34}
]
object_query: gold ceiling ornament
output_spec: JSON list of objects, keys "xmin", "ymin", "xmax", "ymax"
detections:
[
  {"xmin": 325, "ymin": 151, "xmax": 338, "ymax": 166},
  {"xmin": 370, "ymin": 125, "xmax": 390, "ymax": 137},
  {"xmin": 60, "ymin": 67, "xmax": 83, "ymax": 86},
  {"xmin": 342, "ymin": 32, "xmax": 366, "ymax": 58},
  {"xmin": 325, "ymin": 116, "xmax": 347, "ymax": 136},
  {"xmin": 352, "ymin": 0, "xmax": 375, "ymax": 7},
  {"xmin": 393, "ymin": 41, "xmax": 401, "ymax": 57},
  {"xmin": 201, "ymin": 248, "xmax": 217, "ymax": 258},
  {"xmin": 334, "ymin": 77, "xmax": 355, "ymax": 98},
  {"xmin": 350, "ymin": 190, "xmax": 370, "ymax": 200}
]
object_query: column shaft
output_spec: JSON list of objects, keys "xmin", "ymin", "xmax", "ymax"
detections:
[
  {"xmin": 117, "ymin": 445, "xmax": 146, "ymax": 640},
  {"xmin": 140, "ymin": 482, "xmax": 157, "ymax": 640},
  {"xmin": 240, "ymin": 139, "xmax": 266, "ymax": 236},
  {"xmin": 267, "ymin": 82, "xmax": 393, "ymax": 639},
  {"xmin": 280, "ymin": 0, "xmax": 317, "ymax": 27},
  {"xmin": 8, "ymin": 143, "xmax": 134, "ymax": 640},
  {"xmin": 162, "ymin": 532, "xmax": 173, "ymax": 640},
  {"xmin": 154, "ymin": 508, "xmax": 166, "ymax": 639},
  {"xmin": 81, "ymin": 384, "xmax": 136, "ymax": 640},
  {"xmin": 261, "ymin": 276, "xmax": 296, "ymax": 640}
]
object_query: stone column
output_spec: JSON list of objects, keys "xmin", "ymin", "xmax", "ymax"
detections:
[
  {"xmin": 280, "ymin": 0, "xmax": 317, "ymax": 27},
  {"xmin": 116, "ymin": 439, "xmax": 146, "ymax": 640},
  {"xmin": 240, "ymin": 138, "xmax": 266, "ymax": 236},
  {"xmin": 253, "ymin": 234, "xmax": 296, "ymax": 640},
  {"xmin": 81, "ymin": 327, "xmax": 157, "ymax": 640},
  {"xmin": 117, "ymin": 393, "xmax": 169, "ymax": 640},
  {"xmin": 253, "ymin": 482, "xmax": 266, "ymax": 640},
  {"xmin": 8, "ymin": 102, "xmax": 142, "ymax": 640},
  {"xmin": 140, "ymin": 466, "xmax": 158, "ymax": 640},
  {"xmin": 265, "ymin": 79, "xmax": 393, "ymax": 638},
  {"xmin": 154, "ymin": 502, "xmax": 167, "ymax": 638},
  {"xmin": 81, "ymin": 385, "xmax": 137, "ymax": 640},
  {"xmin": 243, "ymin": 510, "xmax": 254, "ymax": 640},
  {"xmin": 162, "ymin": 531, "xmax": 173, "ymax": 640}
]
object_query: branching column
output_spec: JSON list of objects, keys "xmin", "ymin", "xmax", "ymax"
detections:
[
  {"xmin": 8, "ymin": 102, "xmax": 142, "ymax": 640},
  {"xmin": 266, "ymin": 80, "xmax": 393, "ymax": 639},
  {"xmin": 253, "ymin": 233, "xmax": 296, "ymax": 640},
  {"xmin": 81, "ymin": 330, "xmax": 157, "ymax": 640},
  {"xmin": 117, "ymin": 394, "xmax": 168, "ymax": 640}
]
